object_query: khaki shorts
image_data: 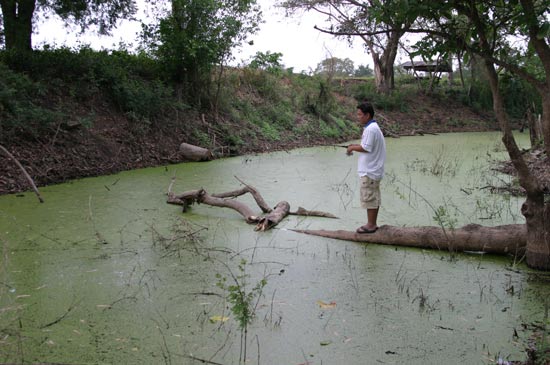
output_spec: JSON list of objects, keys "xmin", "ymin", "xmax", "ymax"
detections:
[{"xmin": 360, "ymin": 176, "xmax": 381, "ymax": 209}]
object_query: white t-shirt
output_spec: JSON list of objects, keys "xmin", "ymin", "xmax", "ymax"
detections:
[{"xmin": 357, "ymin": 120, "xmax": 386, "ymax": 180}]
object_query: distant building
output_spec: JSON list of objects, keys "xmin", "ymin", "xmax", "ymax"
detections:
[{"xmin": 401, "ymin": 60, "xmax": 453, "ymax": 73}]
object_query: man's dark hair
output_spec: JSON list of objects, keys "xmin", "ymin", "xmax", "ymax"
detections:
[{"xmin": 357, "ymin": 102, "xmax": 375, "ymax": 118}]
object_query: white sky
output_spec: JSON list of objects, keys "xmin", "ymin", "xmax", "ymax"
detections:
[{"xmin": 33, "ymin": 0, "xmax": 373, "ymax": 73}]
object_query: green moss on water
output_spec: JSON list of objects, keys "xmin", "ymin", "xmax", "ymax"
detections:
[{"xmin": 0, "ymin": 132, "xmax": 540, "ymax": 364}]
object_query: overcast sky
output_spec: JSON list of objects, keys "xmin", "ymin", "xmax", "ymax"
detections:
[{"xmin": 33, "ymin": 0, "xmax": 373, "ymax": 73}]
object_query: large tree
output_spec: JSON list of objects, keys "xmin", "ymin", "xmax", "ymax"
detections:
[
  {"xmin": 0, "ymin": 0, "xmax": 137, "ymax": 51},
  {"xmin": 414, "ymin": 0, "xmax": 550, "ymax": 270},
  {"xmin": 341, "ymin": 0, "xmax": 550, "ymax": 269},
  {"xmin": 314, "ymin": 56, "xmax": 354, "ymax": 77},
  {"xmin": 281, "ymin": 0, "xmax": 418, "ymax": 94},
  {"xmin": 143, "ymin": 0, "xmax": 261, "ymax": 107}
]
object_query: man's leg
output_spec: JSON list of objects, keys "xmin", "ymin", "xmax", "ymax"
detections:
[
  {"xmin": 367, "ymin": 208, "xmax": 379, "ymax": 229},
  {"xmin": 357, "ymin": 176, "xmax": 381, "ymax": 233}
]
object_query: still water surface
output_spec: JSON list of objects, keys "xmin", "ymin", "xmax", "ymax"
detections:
[{"xmin": 1, "ymin": 132, "xmax": 547, "ymax": 364}]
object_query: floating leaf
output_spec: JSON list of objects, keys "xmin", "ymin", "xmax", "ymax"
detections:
[
  {"xmin": 316, "ymin": 300, "xmax": 336, "ymax": 309},
  {"xmin": 320, "ymin": 340, "xmax": 332, "ymax": 346},
  {"xmin": 209, "ymin": 315, "xmax": 230, "ymax": 323}
]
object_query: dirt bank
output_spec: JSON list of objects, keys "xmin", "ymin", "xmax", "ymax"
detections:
[{"xmin": 0, "ymin": 91, "xmax": 501, "ymax": 196}]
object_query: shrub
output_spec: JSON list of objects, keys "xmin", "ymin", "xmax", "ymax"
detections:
[{"xmin": 0, "ymin": 63, "xmax": 64, "ymax": 138}]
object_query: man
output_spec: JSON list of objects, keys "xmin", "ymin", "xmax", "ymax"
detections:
[{"xmin": 346, "ymin": 102, "xmax": 386, "ymax": 233}]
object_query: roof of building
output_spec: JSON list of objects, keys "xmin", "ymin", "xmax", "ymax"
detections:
[{"xmin": 401, "ymin": 60, "xmax": 453, "ymax": 73}]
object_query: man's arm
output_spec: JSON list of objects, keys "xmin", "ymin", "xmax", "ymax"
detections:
[{"xmin": 346, "ymin": 143, "xmax": 367, "ymax": 155}]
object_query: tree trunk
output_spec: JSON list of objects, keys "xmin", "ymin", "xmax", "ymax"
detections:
[
  {"xmin": 366, "ymin": 30, "xmax": 401, "ymax": 94},
  {"xmin": 179, "ymin": 142, "xmax": 213, "ymax": 161},
  {"xmin": 527, "ymin": 107, "xmax": 543, "ymax": 148},
  {"xmin": 541, "ymin": 94, "xmax": 550, "ymax": 157},
  {"xmin": 292, "ymin": 223, "xmax": 526, "ymax": 256},
  {"xmin": 482, "ymin": 59, "xmax": 550, "ymax": 270},
  {"xmin": 0, "ymin": 0, "xmax": 35, "ymax": 51},
  {"xmin": 518, "ymin": 0, "xmax": 550, "ymax": 156},
  {"xmin": 255, "ymin": 201, "xmax": 290, "ymax": 231}
]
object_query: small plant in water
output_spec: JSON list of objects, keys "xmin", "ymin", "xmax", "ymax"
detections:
[
  {"xmin": 216, "ymin": 259, "xmax": 267, "ymax": 363},
  {"xmin": 432, "ymin": 205, "xmax": 458, "ymax": 231}
]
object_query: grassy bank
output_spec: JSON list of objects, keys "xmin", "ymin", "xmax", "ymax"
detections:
[{"xmin": 0, "ymin": 47, "xmax": 497, "ymax": 195}]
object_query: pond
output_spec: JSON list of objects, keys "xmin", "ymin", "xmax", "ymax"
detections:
[{"xmin": 1, "ymin": 131, "xmax": 547, "ymax": 364}]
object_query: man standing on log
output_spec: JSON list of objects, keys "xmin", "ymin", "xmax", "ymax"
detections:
[{"xmin": 346, "ymin": 102, "xmax": 386, "ymax": 234}]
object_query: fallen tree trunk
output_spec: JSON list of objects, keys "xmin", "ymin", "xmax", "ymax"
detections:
[
  {"xmin": 168, "ymin": 179, "xmax": 528, "ymax": 257},
  {"xmin": 167, "ymin": 177, "xmax": 337, "ymax": 230},
  {"xmin": 292, "ymin": 223, "xmax": 526, "ymax": 256},
  {"xmin": 255, "ymin": 201, "xmax": 290, "ymax": 231},
  {"xmin": 179, "ymin": 143, "xmax": 213, "ymax": 161},
  {"xmin": 290, "ymin": 207, "xmax": 338, "ymax": 218}
]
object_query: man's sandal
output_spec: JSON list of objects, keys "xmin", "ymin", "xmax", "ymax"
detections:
[{"xmin": 356, "ymin": 225, "xmax": 378, "ymax": 234}]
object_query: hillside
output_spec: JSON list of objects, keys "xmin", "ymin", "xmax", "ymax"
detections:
[
  {"xmin": 0, "ymin": 52, "xmax": 499, "ymax": 196},
  {"xmin": 0, "ymin": 89, "xmax": 498, "ymax": 196}
]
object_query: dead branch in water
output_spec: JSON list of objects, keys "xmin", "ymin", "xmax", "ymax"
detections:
[
  {"xmin": 0, "ymin": 144, "xmax": 44, "ymax": 203},
  {"xmin": 167, "ymin": 176, "xmax": 338, "ymax": 230},
  {"xmin": 168, "ymin": 178, "xmax": 528, "ymax": 257}
]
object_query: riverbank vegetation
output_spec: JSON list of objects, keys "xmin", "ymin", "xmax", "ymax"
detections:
[{"xmin": 1, "ymin": 45, "xmax": 531, "ymax": 196}]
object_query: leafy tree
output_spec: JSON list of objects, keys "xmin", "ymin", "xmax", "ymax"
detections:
[
  {"xmin": 281, "ymin": 0, "xmax": 419, "ymax": 94},
  {"xmin": 354, "ymin": 64, "xmax": 373, "ymax": 77},
  {"xmin": 142, "ymin": 0, "xmax": 261, "ymax": 107},
  {"xmin": 0, "ymin": 0, "xmax": 137, "ymax": 51},
  {"xmin": 248, "ymin": 50, "xmax": 284, "ymax": 75},
  {"xmin": 410, "ymin": 0, "xmax": 550, "ymax": 270},
  {"xmin": 314, "ymin": 56, "xmax": 354, "ymax": 77}
]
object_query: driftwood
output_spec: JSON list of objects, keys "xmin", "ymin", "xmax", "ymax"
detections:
[
  {"xmin": 255, "ymin": 201, "xmax": 290, "ymax": 231},
  {"xmin": 292, "ymin": 223, "xmax": 526, "ymax": 256},
  {"xmin": 179, "ymin": 143, "xmax": 213, "ymax": 162},
  {"xmin": 168, "ymin": 180, "xmax": 526, "ymax": 257},
  {"xmin": 290, "ymin": 207, "xmax": 338, "ymax": 218},
  {"xmin": 0, "ymin": 144, "xmax": 44, "ymax": 203},
  {"xmin": 167, "ymin": 177, "xmax": 337, "ymax": 231}
]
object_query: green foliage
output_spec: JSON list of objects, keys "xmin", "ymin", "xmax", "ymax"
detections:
[
  {"xmin": 314, "ymin": 57, "xmax": 355, "ymax": 77},
  {"xmin": 1, "ymin": 43, "xmax": 358, "ymax": 148},
  {"xmin": 354, "ymin": 64, "xmax": 374, "ymax": 77},
  {"xmin": 0, "ymin": 47, "xmax": 178, "ymax": 135},
  {"xmin": 248, "ymin": 51, "xmax": 284, "ymax": 75},
  {"xmin": 351, "ymin": 81, "xmax": 409, "ymax": 112},
  {"xmin": 1, "ymin": 0, "xmax": 137, "ymax": 51},
  {"xmin": 0, "ymin": 62, "xmax": 64, "ymax": 137},
  {"xmin": 239, "ymin": 68, "xmax": 283, "ymax": 101},
  {"xmin": 405, "ymin": 145, "xmax": 461, "ymax": 179},
  {"xmin": 499, "ymin": 73, "xmax": 541, "ymax": 119},
  {"xmin": 142, "ymin": 0, "xmax": 261, "ymax": 107},
  {"xmin": 215, "ymin": 259, "xmax": 267, "ymax": 330},
  {"xmin": 304, "ymin": 79, "xmax": 337, "ymax": 118}
]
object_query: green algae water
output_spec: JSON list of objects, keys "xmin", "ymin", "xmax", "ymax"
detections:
[{"xmin": 1, "ymin": 132, "xmax": 547, "ymax": 364}]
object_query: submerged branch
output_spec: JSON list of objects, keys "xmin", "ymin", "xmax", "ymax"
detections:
[
  {"xmin": 167, "ymin": 178, "xmax": 338, "ymax": 230},
  {"xmin": 0, "ymin": 144, "xmax": 44, "ymax": 203}
]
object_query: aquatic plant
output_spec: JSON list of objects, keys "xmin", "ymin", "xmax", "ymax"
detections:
[{"xmin": 216, "ymin": 259, "xmax": 267, "ymax": 363}]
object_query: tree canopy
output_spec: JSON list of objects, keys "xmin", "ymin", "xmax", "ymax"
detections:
[
  {"xmin": 314, "ymin": 56, "xmax": 354, "ymax": 77},
  {"xmin": 0, "ymin": 0, "xmax": 137, "ymax": 51},
  {"xmin": 140, "ymin": 0, "xmax": 261, "ymax": 107}
]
